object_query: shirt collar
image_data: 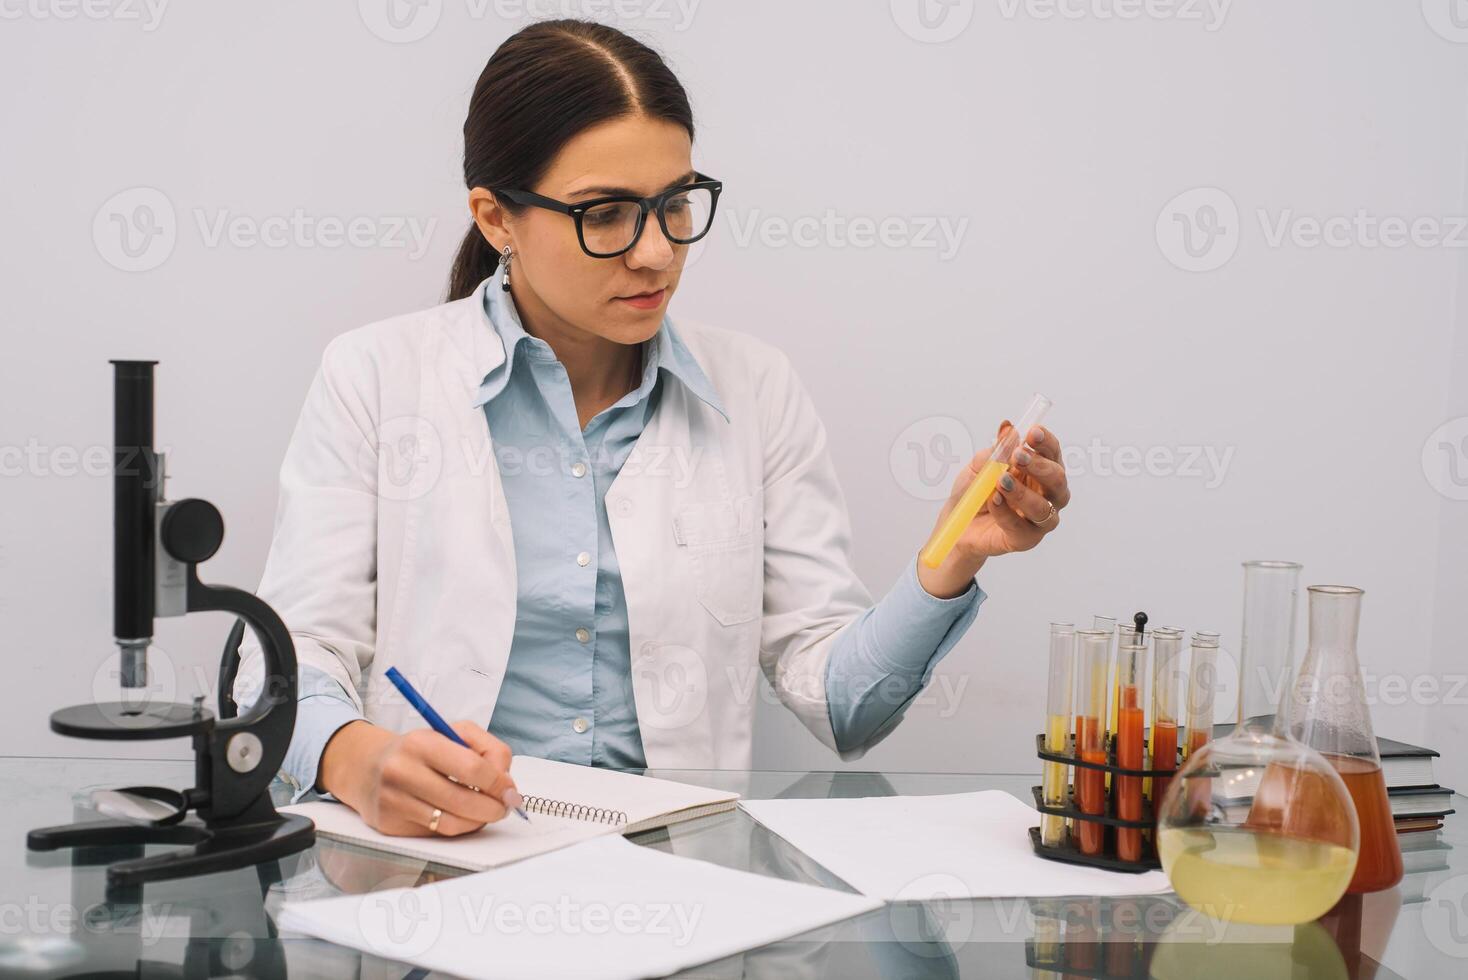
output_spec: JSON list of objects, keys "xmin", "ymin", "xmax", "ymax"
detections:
[{"xmin": 470, "ymin": 262, "xmax": 728, "ymax": 423}]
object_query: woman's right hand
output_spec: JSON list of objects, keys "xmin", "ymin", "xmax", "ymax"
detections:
[{"xmin": 317, "ymin": 719, "xmax": 518, "ymax": 837}]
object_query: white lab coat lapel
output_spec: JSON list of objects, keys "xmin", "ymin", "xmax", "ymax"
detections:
[{"xmin": 368, "ymin": 291, "xmax": 519, "ymax": 733}]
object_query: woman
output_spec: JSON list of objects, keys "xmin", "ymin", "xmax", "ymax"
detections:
[{"xmin": 235, "ymin": 19, "xmax": 1069, "ymax": 838}]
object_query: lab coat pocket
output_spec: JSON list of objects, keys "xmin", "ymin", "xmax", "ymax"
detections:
[{"xmin": 673, "ymin": 493, "xmax": 763, "ymax": 627}]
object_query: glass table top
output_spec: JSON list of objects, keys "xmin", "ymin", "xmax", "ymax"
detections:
[{"xmin": 4, "ymin": 757, "xmax": 1463, "ymax": 978}]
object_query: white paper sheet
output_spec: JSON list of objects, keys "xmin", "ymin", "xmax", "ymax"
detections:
[
  {"xmin": 277, "ymin": 834, "xmax": 883, "ymax": 980},
  {"xmin": 738, "ymin": 790, "xmax": 1174, "ymax": 900}
]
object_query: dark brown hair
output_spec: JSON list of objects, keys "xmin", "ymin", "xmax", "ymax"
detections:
[{"xmin": 446, "ymin": 20, "xmax": 695, "ymax": 301}]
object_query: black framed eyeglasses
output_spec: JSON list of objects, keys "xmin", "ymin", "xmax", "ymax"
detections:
[{"xmin": 494, "ymin": 172, "xmax": 723, "ymax": 259}]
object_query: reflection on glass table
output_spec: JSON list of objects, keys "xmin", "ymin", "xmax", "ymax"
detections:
[{"xmin": 4, "ymin": 758, "xmax": 1460, "ymax": 979}]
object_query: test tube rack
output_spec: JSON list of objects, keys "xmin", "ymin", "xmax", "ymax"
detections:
[{"xmin": 1028, "ymin": 732, "xmax": 1183, "ymax": 873}]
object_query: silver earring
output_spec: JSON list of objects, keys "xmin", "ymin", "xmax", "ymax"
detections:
[{"xmin": 501, "ymin": 245, "xmax": 512, "ymax": 292}]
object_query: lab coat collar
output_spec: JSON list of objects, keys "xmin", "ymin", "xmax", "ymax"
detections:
[{"xmin": 465, "ymin": 265, "xmax": 728, "ymax": 423}]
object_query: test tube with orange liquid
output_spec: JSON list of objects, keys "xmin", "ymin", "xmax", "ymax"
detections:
[
  {"xmin": 1106, "ymin": 618, "xmax": 1141, "ymax": 793},
  {"xmin": 1076, "ymin": 616, "xmax": 1116, "ymax": 829},
  {"xmin": 919, "ymin": 392, "xmax": 1052, "ymax": 570},
  {"xmin": 1148, "ymin": 628, "xmax": 1185, "ymax": 811},
  {"xmin": 1074, "ymin": 629, "xmax": 1112, "ymax": 856},
  {"xmin": 1184, "ymin": 631, "xmax": 1220, "ymax": 760},
  {"xmin": 1114, "ymin": 631, "xmax": 1149, "ymax": 863}
]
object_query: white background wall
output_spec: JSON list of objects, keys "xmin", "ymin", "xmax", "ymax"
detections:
[{"xmin": 2, "ymin": 1, "xmax": 1465, "ymax": 791}]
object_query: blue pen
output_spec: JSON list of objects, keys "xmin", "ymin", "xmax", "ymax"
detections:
[{"xmin": 384, "ymin": 666, "xmax": 529, "ymax": 821}]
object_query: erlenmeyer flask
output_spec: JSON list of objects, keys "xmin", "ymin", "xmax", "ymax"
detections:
[
  {"xmin": 1156, "ymin": 561, "xmax": 1360, "ymax": 925},
  {"xmin": 1283, "ymin": 585, "xmax": 1402, "ymax": 894}
]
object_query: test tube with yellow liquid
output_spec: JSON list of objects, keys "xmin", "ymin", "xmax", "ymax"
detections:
[
  {"xmin": 919, "ymin": 392, "xmax": 1053, "ymax": 570},
  {"xmin": 1041, "ymin": 622, "xmax": 1075, "ymax": 847}
]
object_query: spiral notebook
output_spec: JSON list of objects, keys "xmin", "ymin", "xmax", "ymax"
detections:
[{"xmin": 284, "ymin": 756, "xmax": 739, "ymax": 871}]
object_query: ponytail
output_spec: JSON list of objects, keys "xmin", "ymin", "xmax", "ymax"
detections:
[{"xmin": 447, "ymin": 224, "xmax": 500, "ymax": 302}]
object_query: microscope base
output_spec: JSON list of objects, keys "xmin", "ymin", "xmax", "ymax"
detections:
[{"xmin": 28, "ymin": 812, "xmax": 315, "ymax": 888}]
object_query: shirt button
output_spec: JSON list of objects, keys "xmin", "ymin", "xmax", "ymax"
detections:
[
  {"xmin": 575, "ymin": 627, "xmax": 590, "ymax": 643},
  {"xmin": 571, "ymin": 462, "xmax": 587, "ymax": 478},
  {"xmin": 572, "ymin": 717, "xmax": 589, "ymax": 734},
  {"xmin": 576, "ymin": 551, "xmax": 590, "ymax": 567}
]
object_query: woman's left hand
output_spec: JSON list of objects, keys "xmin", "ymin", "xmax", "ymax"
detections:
[{"xmin": 917, "ymin": 422, "xmax": 1071, "ymax": 599}]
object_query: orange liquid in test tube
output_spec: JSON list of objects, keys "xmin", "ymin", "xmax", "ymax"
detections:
[
  {"xmin": 1150, "ymin": 720, "xmax": 1179, "ymax": 809},
  {"xmin": 1073, "ymin": 629, "xmax": 1112, "ymax": 857},
  {"xmin": 1115, "ymin": 685, "xmax": 1145, "ymax": 861},
  {"xmin": 1076, "ymin": 716, "xmax": 1107, "ymax": 855}
]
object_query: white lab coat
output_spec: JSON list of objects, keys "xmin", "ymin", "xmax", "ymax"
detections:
[{"xmin": 234, "ymin": 279, "xmax": 876, "ymax": 771}]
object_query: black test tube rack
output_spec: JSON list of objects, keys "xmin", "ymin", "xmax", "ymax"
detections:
[{"xmin": 1028, "ymin": 731, "xmax": 1186, "ymax": 873}]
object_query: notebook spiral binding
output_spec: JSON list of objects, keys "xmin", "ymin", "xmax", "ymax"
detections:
[{"xmin": 521, "ymin": 795, "xmax": 628, "ymax": 826}]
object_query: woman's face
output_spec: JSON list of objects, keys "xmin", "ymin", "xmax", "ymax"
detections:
[{"xmin": 475, "ymin": 114, "xmax": 696, "ymax": 347}]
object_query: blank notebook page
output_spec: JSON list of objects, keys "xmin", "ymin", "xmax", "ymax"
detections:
[{"xmin": 284, "ymin": 756, "xmax": 739, "ymax": 872}]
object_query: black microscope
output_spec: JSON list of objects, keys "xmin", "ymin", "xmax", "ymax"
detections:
[{"xmin": 27, "ymin": 360, "xmax": 314, "ymax": 888}]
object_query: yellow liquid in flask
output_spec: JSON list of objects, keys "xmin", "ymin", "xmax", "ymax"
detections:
[{"xmin": 1158, "ymin": 826, "xmax": 1357, "ymax": 925}]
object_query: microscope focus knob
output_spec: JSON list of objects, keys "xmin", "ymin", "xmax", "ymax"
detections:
[{"xmin": 161, "ymin": 498, "xmax": 224, "ymax": 565}]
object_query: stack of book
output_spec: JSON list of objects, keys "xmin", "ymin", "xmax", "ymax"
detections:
[
  {"xmin": 1376, "ymin": 734, "xmax": 1454, "ymax": 834},
  {"xmin": 1210, "ymin": 723, "xmax": 1455, "ymax": 834}
]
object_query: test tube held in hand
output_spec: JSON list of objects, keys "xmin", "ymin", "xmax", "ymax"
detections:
[
  {"xmin": 919, "ymin": 392, "xmax": 1053, "ymax": 570},
  {"xmin": 1041, "ymin": 623, "xmax": 1075, "ymax": 847}
]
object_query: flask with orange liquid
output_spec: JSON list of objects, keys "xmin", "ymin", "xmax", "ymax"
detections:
[{"xmin": 1282, "ymin": 585, "xmax": 1403, "ymax": 895}]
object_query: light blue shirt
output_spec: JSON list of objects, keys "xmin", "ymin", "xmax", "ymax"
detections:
[{"xmin": 277, "ymin": 266, "xmax": 986, "ymax": 799}]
